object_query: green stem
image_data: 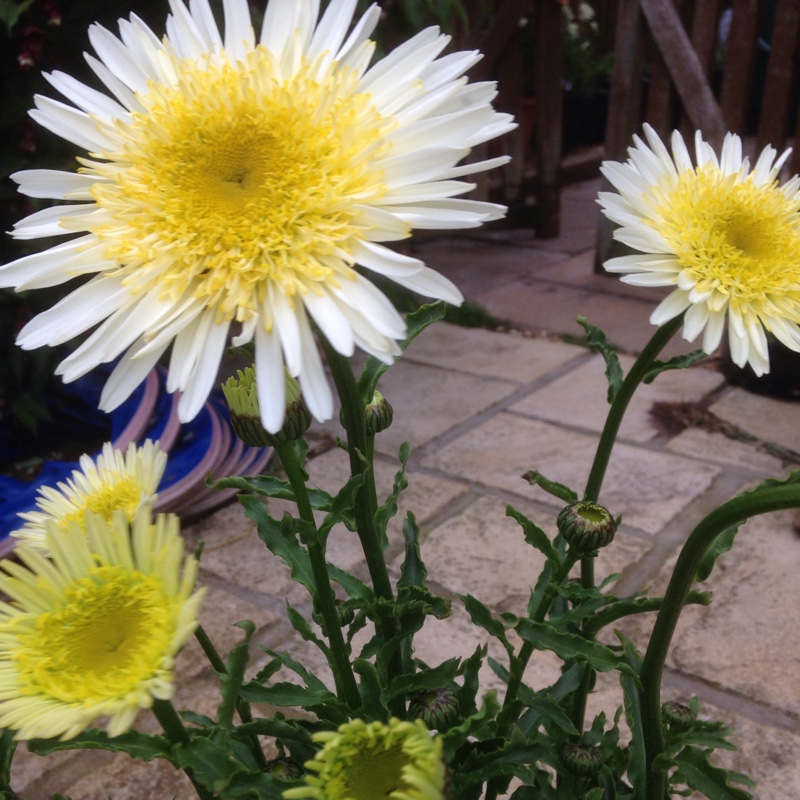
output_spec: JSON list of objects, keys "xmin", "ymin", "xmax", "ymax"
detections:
[
  {"xmin": 152, "ymin": 699, "xmax": 216, "ymax": 800},
  {"xmin": 322, "ymin": 343, "xmax": 405, "ymax": 712},
  {"xmin": 571, "ymin": 316, "xmax": 685, "ymax": 733},
  {"xmin": 323, "ymin": 345, "xmax": 394, "ymax": 604},
  {"xmin": 273, "ymin": 439, "xmax": 362, "ymax": 712},
  {"xmin": 485, "ymin": 551, "xmax": 580, "ymax": 800},
  {"xmin": 193, "ymin": 625, "xmax": 268, "ymax": 770},
  {"xmin": 583, "ymin": 315, "xmax": 684, "ymax": 504},
  {"xmin": 640, "ymin": 483, "xmax": 800, "ymax": 800}
]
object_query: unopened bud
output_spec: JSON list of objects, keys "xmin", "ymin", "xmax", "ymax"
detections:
[
  {"xmin": 561, "ymin": 742, "xmax": 604, "ymax": 776},
  {"xmin": 408, "ymin": 687, "xmax": 461, "ymax": 730},
  {"xmin": 662, "ymin": 701, "xmax": 696, "ymax": 729},
  {"xmin": 264, "ymin": 757, "xmax": 303, "ymax": 780},
  {"xmin": 222, "ymin": 366, "xmax": 310, "ymax": 446},
  {"xmin": 340, "ymin": 390, "xmax": 393, "ymax": 434},
  {"xmin": 557, "ymin": 501, "xmax": 617, "ymax": 553}
]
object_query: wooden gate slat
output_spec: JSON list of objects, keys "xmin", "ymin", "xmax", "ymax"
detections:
[
  {"xmin": 719, "ymin": 0, "xmax": 761, "ymax": 133},
  {"xmin": 639, "ymin": 0, "xmax": 727, "ymax": 142},
  {"xmin": 757, "ymin": 0, "xmax": 800, "ymax": 153}
]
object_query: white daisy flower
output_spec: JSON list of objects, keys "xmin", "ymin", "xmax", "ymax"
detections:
[
  {"xmin": 1, "ymin": 0, "xmax": 515, "ymax": 431},
  {"xmin": 598, "ymin": 124, "xmax": 800, "ymax": 375},
  {"xmin": 13, "ymin": 439, "xmax": 167, "ymax": 551}
]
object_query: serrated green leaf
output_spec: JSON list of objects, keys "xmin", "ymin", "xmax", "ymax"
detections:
[
  {"xmin": 285, "ymin": 603, "xmax": 329, "ymax": 653},
  {"xmin": 384, "ymin": 658, "xmax": 461, "ymax": 702},
  {"xmin": 696, "ymin": 524, "xmax": 740, "ymax": 582},
  {"xmin": 358, "ymin": 302, "xmax": 446, "ymax": 398},
  {"xmin": 318, "ymin": 471, "xmax": 364, "ymax": 540},
  {"xmin": 28, "ymin": 729, "xmax": 173, "ymax": 762},
  {"xmin": 577, "ymin": 316, "xmax": 623, "ymax": 403},
  {"xmin": 399, "ymin": 512, "xmax": 426, "ymax": 588},
  {"xmin": 260, "ymin": 649, "xmax": 329, "ymax": 694},
  {"xmin": 617, "ymin": 633, "xmax": 646, "ymax": 796},
  {"xmin": 374, "ymin": 444, "xmax": 410, "ymax": 548},
  {"xmin": 235, "ymin": 717, "xmax": 314, "ymax": 744},
  {"xmin": 521, "ymin": 471, "xmax": 579, "ymax": 504},
  {"xmin": 673, "ymin": 746, "xmax": 753, "ymax": 799},
  {"xmin": 456, "ymin": 644, "xmax": 487, "ymax": 718},
  {"xmin": 239, "ymin": 496, "xmax": 316, "ymax": 593},
  {"xmin": 514, "ymin": 619, "xmax": 626, "ymax": 673},
  {"xmin": 352, "ymin": 659, "xmax": 389, "ymax": 720},
  {"xmin": 239, "ymin": 681, "xmax": 342, "ymax": 713},
  {"xmin": 458, "ymin": 594, "xmax": 512, "ymax": 652},
  {"xmin": 218, "ymin": 621, "xmax": 256, "ymax": 729},
  {"xmin": 642, "ymin": 350, "xmax": 707, "ymax": 384},
  {"xmin": 507, "ymin": 504, "xmax": 559, "ymax": 564},
  {"xmin": 173, "ymin": 733, "xmax": 250, "ymax": 794},
  {"xmin": 212, "ymin": 474, "xmax": 333, "ymax": 510},
  {"xmin": 440, "ymin": 691, "xmax": 501, "ymax": 761},
  {"xmin": 0, "ymin": 728, "xmax": 15, "ymax": 792},
  {"xmin": 325, "ymin": 563, "xmax": 374, "ymax": 602}
]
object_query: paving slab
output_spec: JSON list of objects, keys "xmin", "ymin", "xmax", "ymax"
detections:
[
  {"xmin": 710, "ymin": 388, "xmax": 800, "ymax": 456},
  {"xmin": 405, "ymin": 321, "xmax": 587, "ymax": 383},
  {"xmin": 512, "ymin": 353, "xmax": 725, "ymax": 442},
  {"xmin": 421, "ymin": 412, "xmax": 721, "ymax": 534}
]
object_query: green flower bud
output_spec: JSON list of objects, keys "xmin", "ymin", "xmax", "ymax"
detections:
[
  {"xmin": 557, "ymin": 501, "xmax": 617, "ymax": 553},
  {"xmin": 561, "ymin": 742, "xmax": 604, "ymax": 776},
  {"xmin": 222, "ymin": 366, "xmax": 310, "ymax": 446},
  {"xmin": 263, "ymin": 757, "xmax": 304, "ymax": 780},
  {"xmin": 408, "ymin": 687, "xmax": 461, "ymax": 730},
  {"xmin": 340, "ymin": 390, "xmax": 393, "ymax": 434},
  {"xmin": 365, "ymin": 390, "xmax": 393, "ymax": 434},
  {"xmin": 662, "ymin": 700, "xmax": 696, "ymax": 728}
]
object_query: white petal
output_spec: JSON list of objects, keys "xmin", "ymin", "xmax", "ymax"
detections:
[
  {"xmin": 11, "ymin": 169, "xmax": 100, "ymax": 201},
  {"xmin": 30, "ymin": 97, "xmax": 115, "ymax": 153},
  {"xmin": 682, "ymin": 301, "xmax": 709, "ymax": 342},
  {"xmin": 359, "ymin": 27, "xmax": 443, "ymax": 92},
  {"xmin": 176, "ymin": 316, "xmax": 230, "ymax": 421},
  {"xmin": 294, "ymin": 308, "xmax": 332, "ymax": 421},
  {"xmin": 270, "ymin": 285, "xmax": 303, "ymax": 375},
  {"xmin": 702, "ymin": 309, "xmax": 726, "ymax": 354},
  {"xmin": 16, "ymin": 276, "xmax": 127, "ymax": 348},
  {"xmin": 254, "ymin": 322, "xmax": 285, "ymax": 433},
  {"xmin": 328, "ymin": 273, "xmax": 406, "ymax": 340},
  {"xmin": 650, "ymin": 290, "xmax": 691, "ymax": 325},
  {"xmin": 379, "ymin": 147, "xmax": 469, "ymax": 189},
  {"xmin": 187, "ymin": 0, "xmax": 224, "ymax": 49},
  {"xmin": 44, "ymin": 70, "xmax": 128, "ymax": 120},
  {"xmin": 88, "ymin": 23, "xmax": 152, "ymax": 93},
  {"xmin": 389, "ymin": 265, "xmax": 463, "ymax": 305},
  {"xmin": 308, "ymin": 0, "xmax": 355, "ymax": 58},
  {"xmin": 0, "ymin": 236, "xmax": 93, "ymax": 289},
  {"xmin": 222, "ymin": 0, "xmax": 255, "ymax": 61},
  {"xmin": 302, "ymin": 288, "xmax": 355, "ymax": 356},
  {"xmin": 100, "ymin": 338, "xmax": 168, "ymax": 411}
]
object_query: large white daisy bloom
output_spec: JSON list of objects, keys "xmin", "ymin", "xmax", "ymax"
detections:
[
  {"xmin": 599, "ymin": 124, "xmax": 800, "ymax": 376},
  {"xmin": 1, "ymin": 0, "xmax": 514, "ymax": 431}
]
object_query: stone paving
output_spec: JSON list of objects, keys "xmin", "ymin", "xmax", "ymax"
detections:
[{"xmin": 14, "ymin": 180, "xmax": 800, "ymax": 798}]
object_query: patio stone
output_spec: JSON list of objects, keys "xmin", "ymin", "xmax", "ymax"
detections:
[
  {"xmin": 421, "ymin": 412, "xmax": 721, "ymax": 533},
  {"xmin": 512, "ymin": 353, "xmax": 724, "ymax": 442}
]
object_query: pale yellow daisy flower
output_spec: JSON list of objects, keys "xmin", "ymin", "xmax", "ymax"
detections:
[
  {"xmin": 598, "ymin": 124, "xmax": 800, "ymax": 375},
  {"xmin": 12, "ymin": 439, "xmax": 167, "ymax": 551},
  {"xmin": 1, "ymin": 0, "xmax": 514, "ymax": 432},
  {"xmin": 284, "ymin": 718, "xmax": 446, "ymax": 800},
  {"xmin": 0, "ymin": 508, "xmax": 203, "ymax": 740}
]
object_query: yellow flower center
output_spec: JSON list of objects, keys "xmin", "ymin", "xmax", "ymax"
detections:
[
  {"xmin": 13, "ymin": 566, "xmax": 175, "ymax": 704},
  {"xmin": 654, "ymin": 165, "xmax": 800, "ymax": 314},
  {"xmin": 84, "ymin": 47, "xmax": 391, "ymax": 323},
  {"xmin": 58, "ymin": 474, "xmax": 144, "ymax": 532}
]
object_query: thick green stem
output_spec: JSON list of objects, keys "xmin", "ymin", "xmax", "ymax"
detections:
[
  {"xmin": 152, "ymin": 699, "xmax": 216, "ymax": 800},
  {"xmin": 193, "ymin": 625, "xmax": 268, "ymax": 770},
  {"xmin": 640, "ymin": 483, "xmax": 800, "ymax": 800},
  {"xmin": 571, "ymin": 316, "xmax": 684, "ymax": 733},
  {"xmin": 583, "ymin": 315, "xmax": 684, "ymax": 504},
  {"xmin": 273, "ymin": 439, "xmax": 362, "ymax": 712},
  {"xmin": 323, "ymin": 345, "xmax": 395, "ymax": 604},
  {"xmin": 322, "ymin": 344, "xmax": 404, "ymax": 712}
]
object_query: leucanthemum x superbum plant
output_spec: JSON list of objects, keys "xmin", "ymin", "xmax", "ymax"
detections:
[{"xmin": 3, "ymin": 2, "xmax": 800, "ymax": 800}]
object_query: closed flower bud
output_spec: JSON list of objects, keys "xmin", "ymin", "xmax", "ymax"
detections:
[
  {"xmin": 662, "ymin": 701, "xmax": 696, "ymax": 728},
  {"xmin": 557, "ymin": 501, "xmax": 617, "ymax": 553},
  {"xmin": 408, "ymin": 687, "xmax": 461, "ymax": 730},
  {"xmin": 340, "ymin": 389, "xmax": 393, "ymax": 434},
  {"xmin": 264, "ymin": 757, "xmax": 304, "ymax": 780},
  {"xmin": 222, "ymin": 366, "xmax": 310, "ymax": 446},
  {"xmin": 561, "ymin": 742, "xmax": 604, "ymax": 776}
]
